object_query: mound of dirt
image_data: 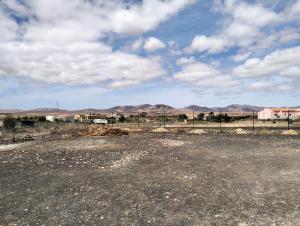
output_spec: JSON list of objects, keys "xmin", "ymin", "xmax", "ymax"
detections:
[
  {"xmin": 188, "ymin": 129, "xmax": 206, "ymax": 134},
  {"xmin": 281, "ymin": 130, "xmax": 298, "ymax": 135},
  {"xmin": 82, "ymin": 126, "xmax": 129, "ymax": 136},
  {"xmin": 122, "ymin": 128, "xmax": 142, "ymax": 132},
  {"xmin": 152, "ymin": 127, "xmax": 169, "ymax": 133},
  {"xmin": 234, "ymin": 128, "xmax": 249, "ymax": 135}
]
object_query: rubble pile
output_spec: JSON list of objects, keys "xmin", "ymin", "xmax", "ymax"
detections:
[{"xmin": 82, "ymin": 125, "xmax": 129, "ymax": 136}]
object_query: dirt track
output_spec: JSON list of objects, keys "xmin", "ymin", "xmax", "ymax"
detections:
[{"xmin": 0, "ymin": 133, "xmax": 300, "ymax": 225}]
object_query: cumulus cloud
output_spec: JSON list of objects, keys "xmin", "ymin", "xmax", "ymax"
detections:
[
  {"xmin": 188, "ymin": 0, "xmax": 299, "ymax": 54},
  {"xmin": 144, "ymin": 37, "xmax": 166, "ymax": 52},
  {"xmin": 0, "ymin": 42, "xmax": 166, "ymax": 87},
  {"xmin": 0, "ymin": 0, "xmax": 194, "ymax": 87},
  {"xmin": 174, "ymin": 57, "xmax": 238, "ymax": 88},
  {"xmin": 233, "ymin": 46, "xmax": 300, "ymax": 78}
]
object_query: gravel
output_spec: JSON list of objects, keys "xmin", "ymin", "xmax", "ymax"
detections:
[{"xmin": 0, "ymin": 133, "xmax": 299, "ymax": 225}]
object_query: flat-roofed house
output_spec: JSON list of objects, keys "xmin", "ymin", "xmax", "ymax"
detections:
[{"xmin": 258, "ymin": 108, "xmax": 300, "ymax": 120}]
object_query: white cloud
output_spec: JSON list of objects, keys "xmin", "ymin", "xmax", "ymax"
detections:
[
  {"xmin": 144, "ymin": 37, "xmax": 166, "ymax": 52},
  {"xmin": 188, "ymin": 0, "xmax": 300, "ymax": 53},
  {"xmin": 0, "ymin": 42, "xmax": 166, "ymax": 87},
  {"xmin": 190, "ymin": 35, "xmax": 226, "ymax": 53},
  {"xmin": 174, "ymin": 58, "xmax": 238, "ymax": 88},
  {"xmin": 233, "ymin": 46, "xmax": 300, "ymax": 78},
  {"xmin": 0, "ymin": 0, "xmax": 194, "ymax": 87},
  {"xmin": 132, "ymin": 38, "xmax": 143, "ymax": 51},
  {"xmin": 0, "ymin": 8, "xmax": 19, "ymax": 41},
  {"xmin": 248, "ymin": 81, "xmax": 293, "ymax": 92}
]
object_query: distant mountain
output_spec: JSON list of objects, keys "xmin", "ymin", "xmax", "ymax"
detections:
[
  {"xmin": 212, "ymin": 104, "xmax": 264, "ymax": 112},
  {"xmin": 1, "ymin": 104, "xmax": 297, "ymax": 116},
  {"xmin": 184, "ymin": 105, "xmax": 214, "ymax": 112},
  {"xmin": 105, "ymin": 104, "xmax": 174, "ymax": 113}
]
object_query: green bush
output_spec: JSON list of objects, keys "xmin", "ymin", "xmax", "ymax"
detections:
[{"xmin": 3, "ymin": 116, "xmax": 16, "ymax": 130}]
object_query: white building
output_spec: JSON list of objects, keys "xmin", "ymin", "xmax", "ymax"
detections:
[
  {"xmin": 93, "ymin": 119, "xmax": 108, "ymax": 125},
  {"xmin": 46, "ymin": 115, "xmax": 54, "ymax": 122},
  {"xmin": 258, "ymin": 108, "xmax": 300, "ymax": 120}
]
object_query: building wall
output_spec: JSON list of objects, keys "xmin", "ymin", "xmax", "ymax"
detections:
[
  {"xmin": 258, "ymin": 109, "xmax": 274, "ymax": 120},
  {"xmin": 258, "ymin": 108, "xmax": 300, "ymax": 120}
]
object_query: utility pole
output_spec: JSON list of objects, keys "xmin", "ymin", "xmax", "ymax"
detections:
[
  {"xmin": 56, "ymin": 100, "xmax": 59, "ymax": 128},
  {"xmin": 163, "ymin": 111, "xmax": 166, "ymax": 128},
  {"xmin": 252, "ymin": 110, "xmax": 255, "ymax": 131},
  {"xmin": 287, "ymin": 110, "xmax": 290, "ymax": 130},
  {"xmin": 192, "ymin": 111, "xmax": 195, "ymax": 129},
  {"xmin": 219, "ymin": 109, "xmax": 222, "ymax": 133}
]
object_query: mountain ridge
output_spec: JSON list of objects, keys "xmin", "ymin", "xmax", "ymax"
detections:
[{"xmin": 1, "ymin": 104, "xmax": 298, "ymax": 115}]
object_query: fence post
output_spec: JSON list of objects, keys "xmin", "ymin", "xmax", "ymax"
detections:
[
  {"xmin": 287, "ymin": 110, "xmax": 290, "ymax": 130},
  {"xmin": 252, "ymin": 110, "xmax": 255, "ymax": 131},
  {"xmin": 193, "ymin": 111, "xmax": 195, "ymax": 129},
  {"xmin": 219, "ymin": 110, "xmax": 222, "ymax": 133}
]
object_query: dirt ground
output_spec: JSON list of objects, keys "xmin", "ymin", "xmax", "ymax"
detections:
[{"xmin": 0, "ymin": 133, "xmax": 299, "ymax": 225}]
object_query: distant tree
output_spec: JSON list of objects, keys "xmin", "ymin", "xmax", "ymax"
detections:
[
  {"xmin": 3, "ymin": 116, "xmax": 16, "ymax": 130},
  {"xmin": 140, "ymin": 112, "xmax": 147, "ymax": 117},
  {"xmin": 224, "ymin": 113, "xmax": 231, "ymax": 122},
  {"xmin": 38, "ymin": 116, "xmax": 46, "ymax": 122},
  {"xmin": 197, "ymin": 113, "xmax": 205, "ymax": 121},
  {"xmin": 119, "ymin": 115, "xmax": 126, "ymax": 123},
  {"xmin": 178, "ymin": 114, "xmax": 188, "ymax": 121},
  {"xmin": 22, "ymin": 116, "xmax": 28, "ymax": 121},
  {"xmin": 206, "ymin": 112, "xmax": 215, "ymax": 121}
]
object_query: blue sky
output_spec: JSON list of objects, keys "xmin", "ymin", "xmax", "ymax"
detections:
[{"xmin": 0, "ymin": 0, "xmax": 300, "ymax": 110}]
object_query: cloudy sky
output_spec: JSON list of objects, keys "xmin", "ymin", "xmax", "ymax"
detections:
[{"xmin": 0, "ymin": 0, "xmax": 300, "ymax": 109}]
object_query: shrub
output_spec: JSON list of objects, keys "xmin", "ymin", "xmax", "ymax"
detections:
[{"xmin": 3, "ymin": 116, "xmax": 16, "ymax": 130}]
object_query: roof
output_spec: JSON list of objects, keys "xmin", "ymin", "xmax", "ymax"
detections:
[{"xmin": 271, "ymin": 108, "xmax": 300, "ymax": 112}]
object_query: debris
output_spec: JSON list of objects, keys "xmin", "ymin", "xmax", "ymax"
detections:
[
  {"xmin": 82, "ymin": 126, "xmax": 128, "ymax": 136},
  {"xmin": 22, "ymin": 134, "xmax": 34, "ymax": 141}
]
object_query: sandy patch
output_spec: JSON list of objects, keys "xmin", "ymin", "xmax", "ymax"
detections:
[
  {"xmin": 152, "ymin": 127, "xmax": 169, "ymax": 133},
  {"xmin": 159, "ymin": 139, "xmax": 185, "ymax": 147},
  {"xmin": 0, "ymin": 143, "xmax": 26, "ymax": 152},
  {"xmin": 188, "ymin": 129, "xmax": 206, "ymax": 134},
  {"xmin": 234, "ymin": 128, "xmax": 249, "ymax": 135}
]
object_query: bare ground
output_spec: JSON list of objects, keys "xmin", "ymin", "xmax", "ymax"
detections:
[{"xmin": 0, "ymin": 133, "xmax": 299, "ymax": 225}]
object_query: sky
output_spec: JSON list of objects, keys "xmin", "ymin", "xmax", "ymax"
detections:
[{"xmin": 0, "ymin": 0, "xmax": 300, "ymax": 110}]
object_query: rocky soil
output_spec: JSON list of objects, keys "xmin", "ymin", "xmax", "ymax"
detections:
[{"xmin": 0, "ymin": 133, "xmax": 300, "ymax": 225}]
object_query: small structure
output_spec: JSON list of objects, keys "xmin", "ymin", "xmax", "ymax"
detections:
[
  {"xmin": 258, "ymin": 108, "xmax": 300, "ymax": 120},
  {"xmin": 74, "ymin": 114, "xmax": 87, "ymax": 122},
  {"xmin": 46, "ymin": 116, "xmax": 54, "ymax": 122},
  {"xmin": 93, "ymin": 119, "xmax": 108, "ymax": 125}
]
